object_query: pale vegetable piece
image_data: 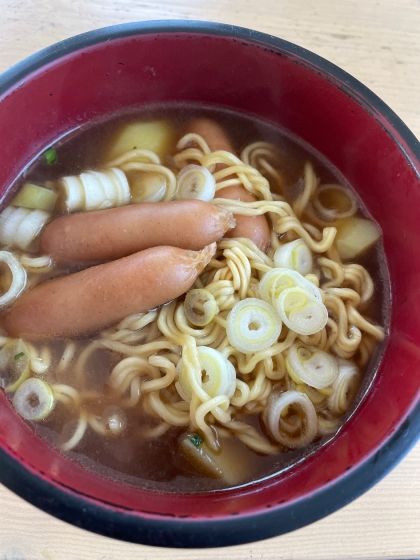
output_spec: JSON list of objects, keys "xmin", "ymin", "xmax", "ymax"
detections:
[
  {"xmin": 174, "ymin": 373, "xmax": 192, "ymax": 403},
  {"xmin": 328, "ymin": 359, "xmax": 361, "ymax": 415},
  {"xmin": 19, "ymin": 254, "xmax": 52, "ymax": 272},
  {"xmin": 89, "ymin": 170, "xmax": 118, "ymax": 207},
  {"xmin": 226, "ymin": 298, "xmax": 282, "ymax": 354},
  {"xmin": 106, "ymin": 120, "xmax": 175, "ymax": 161},
  {"xmin": 0, "ymin": 251, "xmax": 26, "ymax": 307},
  {"xmin": 80, "ymin": 172, "xmax": 110, "ymax": 211},
  {"xmin": 176, "ymin": 346, "xmax": 236, "ymax": 400},
  {"xmin": 179, "ymin": 432, "xmax": 255, "ymax": 485},
  {"xmin": 258, "ymin": 268, "xmax": 294, "ymax": 304},
  {"xmin": 0, "ymin": 339, "xmax": 30, "ymax": 392},
  {"xmin": 276, "ymin": 286, "xmax": 328, "ymax": 335},
  {"xmin": 129, "ymin": 172, "xmax": 166, "ymax": 203},
  {"xmin": 259, "ymin": 268, "xmax": 321, "ymax": 306},
  {"xmin": 0, "ymin": 207, "xmax": 31, "ymax": 246},
  {"xmin": 286, "ymin": 343, "xmax": 338, "ymax": 389},
  {"xmin": 0, "ymin": 206, "xmax": 15, "ymax": 244},
  {"xmin": 101, "ymin": 405, "xmax": 127, "ymax": 435},
  {"xmin": 59, "ymin": 169, "xmax": 130, "ymax": 212},
  {"xmin": 274, "ymin": 239, "xmax": 312, "ymax": 275},
  {"xmin": 108, "ymin": 168, "xmax": 131, "ymax": 207},
  {"xmin": 295, "ymin": 383, "xmax": 326, "ymax": 406},
  {"xmin": 175, "ymin": 165, "xmax": 216, "ymax": 201},
  {"xmin": 13, "ymin": 378, "xmax": 55, "ymax": 420},
  {"xmin": 60, "ymin": 176, "xmax": 85, "ymax": 211},
  {"xmin": 313, "ymin": 184, "xmax": 357, "ymax": 222},
  {"xmin": 0, "ymin": 206, "xmax": 47, "ymax": 251},
  {"xmin": 264, "ymin": 390, "xmax": 317, "ymax": 448},
  {"xmin": 335, "ymin": 216, "xmax": 381, "ymax": 261},
  {"xmin": 11, "ymin": 183, "xmax": 58, "ymax": 212},
  {"xmin": 14, "ymin": 209, "xmax": 50, "ymax": 250},
  {"xmin": 184, "ymin": 289, "xmax": 219, "ymax": 326}
]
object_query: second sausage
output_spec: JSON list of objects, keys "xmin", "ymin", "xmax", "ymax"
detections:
[{"xmin": 185, "ymin": 118, "xmax": 271, "ymax": 253}]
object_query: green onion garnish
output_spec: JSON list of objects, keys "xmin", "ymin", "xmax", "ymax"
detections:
[
  {"xmin": 14, "ymin": 352, "xmax": 25, "ymax": 360},
  {"xmin": 189, "ymin": 433, "xmax": 204, "ymax": 448},
  {"xmin": 44, "ymin": 147, "xmax": 57, "ymax": 165}
]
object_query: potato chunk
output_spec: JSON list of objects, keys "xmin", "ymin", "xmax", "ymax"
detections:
[
  {"xmin": 106, "ymin": 120, "xmax": 175, "ymax": 161},
  {"xmin": 335, "ymin": 216, "xmax": 381, "ymax": 260},
  {"xmin": 180, "ymin": 432, "xmax": 256, "ymax": 486}
]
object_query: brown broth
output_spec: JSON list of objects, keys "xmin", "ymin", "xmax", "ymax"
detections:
[{"xmin": 0, "ymin": 104, "xmax": 390, "ymax": 493}]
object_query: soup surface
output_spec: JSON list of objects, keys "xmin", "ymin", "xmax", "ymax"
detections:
[{"xmin": 0, "ymin": 105, "xmax": 389, "ymax": 492}]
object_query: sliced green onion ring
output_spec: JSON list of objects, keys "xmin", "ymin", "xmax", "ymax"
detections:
[
  {"xmin": 0, "ymin": 339, "xmax": 30, "ymax": 392},
  {"xmin": 176, "ymin": 347, "xmax": 236, "ymax": 401},
  {"xmin": 328, "ymin": 359, "xmax": 361, "ymax": 415},
  {"xmin": 11, "ymin": 183, "xmax": 58, "ymax": 212},
  {"xmin": 0, "ymin": 207, "xmax": 30, "ymax": 246},
  {"xmin": 0, "ymin": 251, "xmax": 27, "ymax": 307},
  {"xmin": 286, "ymin": 342, "xmax": 338, "ymax": 389},
  {"xmin": 264, "ymin": 390, "xmax": 317, "ymax": 448},
  {"xmin": 313, "ymin": 183, "xmax": 357, "ymax": 222},
  {"xmin": 317, "ymin": 413, "xmax": 340, "ymax": 436},
  {"xmin": 259, "ymin": 268, "xmax": 321, "ymax": 306},
  {"xmin": 13, "ymin": 378, "xmax": 55, "ymax": 420},
  {"xmin": 59, "ymin": 176, "xmax": 85, "ymax": 211},
  {"xmin": 274, "ymin": 239, "xmax": 313, "ymax": 275},
  {"xmin": 59, "ymin": 168, "xmax": 130, "ymax": 212},
  {"xmin": 14, "ymin": 209, "xmax": 50, "ymax": 250},
  {"xmin": 19, "ymin": 254, "xmax": 52, "ymax": 271},
  {"xmin": 175, "ymin": 165, "xmax": 216, "ymax": 201},
  {"xmin": 110, "ymin": 168, "xmax": 131, "ymax": 206},
  {"xmin": 0, "ymin": 206, "xmax": 15, "ymax": 244},
  {"xmin": 276, "ymin": 286, "xmax": 328, "ymax": 335},
  {"xmin": 227, "ymin": 298, "xmax": 282, "ymax": 354},
  {"xmin": 129, "ymin": 172, "xmax": 166, "ymax": 203},
  {"xmin": 80, "ymin": 171, "xmax": 109, "ymax": 210},
  {"xmin": 0, "ymin": 206, "xmax": 50, "ymax": 251},
  {"xmin": 184, "ymin": 289, "xmax": 219, "ymax": 327},
  {"xmin": 296, "ymin": 383, "xmax": 326, "ymax": 406}
]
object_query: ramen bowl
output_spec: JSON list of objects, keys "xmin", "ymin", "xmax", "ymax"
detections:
[{"xmin": 0, "ymin": 20, "xmax": 419, "ymax": 548}]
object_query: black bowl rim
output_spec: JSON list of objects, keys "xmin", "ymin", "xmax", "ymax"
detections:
[{"xmin": 1, "ymin": 19, "xmax": 420, "ymax": 549}]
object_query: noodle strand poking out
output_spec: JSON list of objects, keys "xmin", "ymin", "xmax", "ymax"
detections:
[{"xmin": 1, "ymin": 112, "xmax": 387, "ymax": 490}]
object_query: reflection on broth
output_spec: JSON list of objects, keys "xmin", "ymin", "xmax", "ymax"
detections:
[{"xmin": 0, "ymin": 105, "xmax": 388, "ymax": 492}]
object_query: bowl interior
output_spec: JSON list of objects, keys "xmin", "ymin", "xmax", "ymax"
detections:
[{"xmin": 0, "ymin": 23, "xmax": 420, "ymax": 546}]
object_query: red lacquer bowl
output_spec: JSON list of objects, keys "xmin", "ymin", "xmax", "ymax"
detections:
[{"xmin": 0, "ymin": 21, "xmax": 419, "ymax": 548}]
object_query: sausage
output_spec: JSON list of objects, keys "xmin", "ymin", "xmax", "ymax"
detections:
[
  {"xmin": 215, "ymin": 185, "xmax": 271, "ymax": 253},
  {"xmin": 185, "ymin": 118, "xmax": 271, "ymax": 253},
  {"xmin": 4, "ymin": 244, "xmax": 216, "ymax": 340},
  {"xmin": 185, "ymin": 118, "xmax": 234, "ymax": 154},
  {"xmin": 40, "ymin": 200, "xmax": 234, "ymax": 265}
]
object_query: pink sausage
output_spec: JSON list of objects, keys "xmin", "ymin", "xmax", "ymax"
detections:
[
  {"xmin": 40, "ymin": 200, "xmax": 234, "ymax": 265},
  {"xmin": 185, "ymin": 118, "xmax": 271, "ymax": 252},
  {"xmin": 5, "ymin": 244, "xmax": 216, "ymax": 340},
  {"xmin": 216, "ymin": 186, "xmax": 271, "ymax": 253}
]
